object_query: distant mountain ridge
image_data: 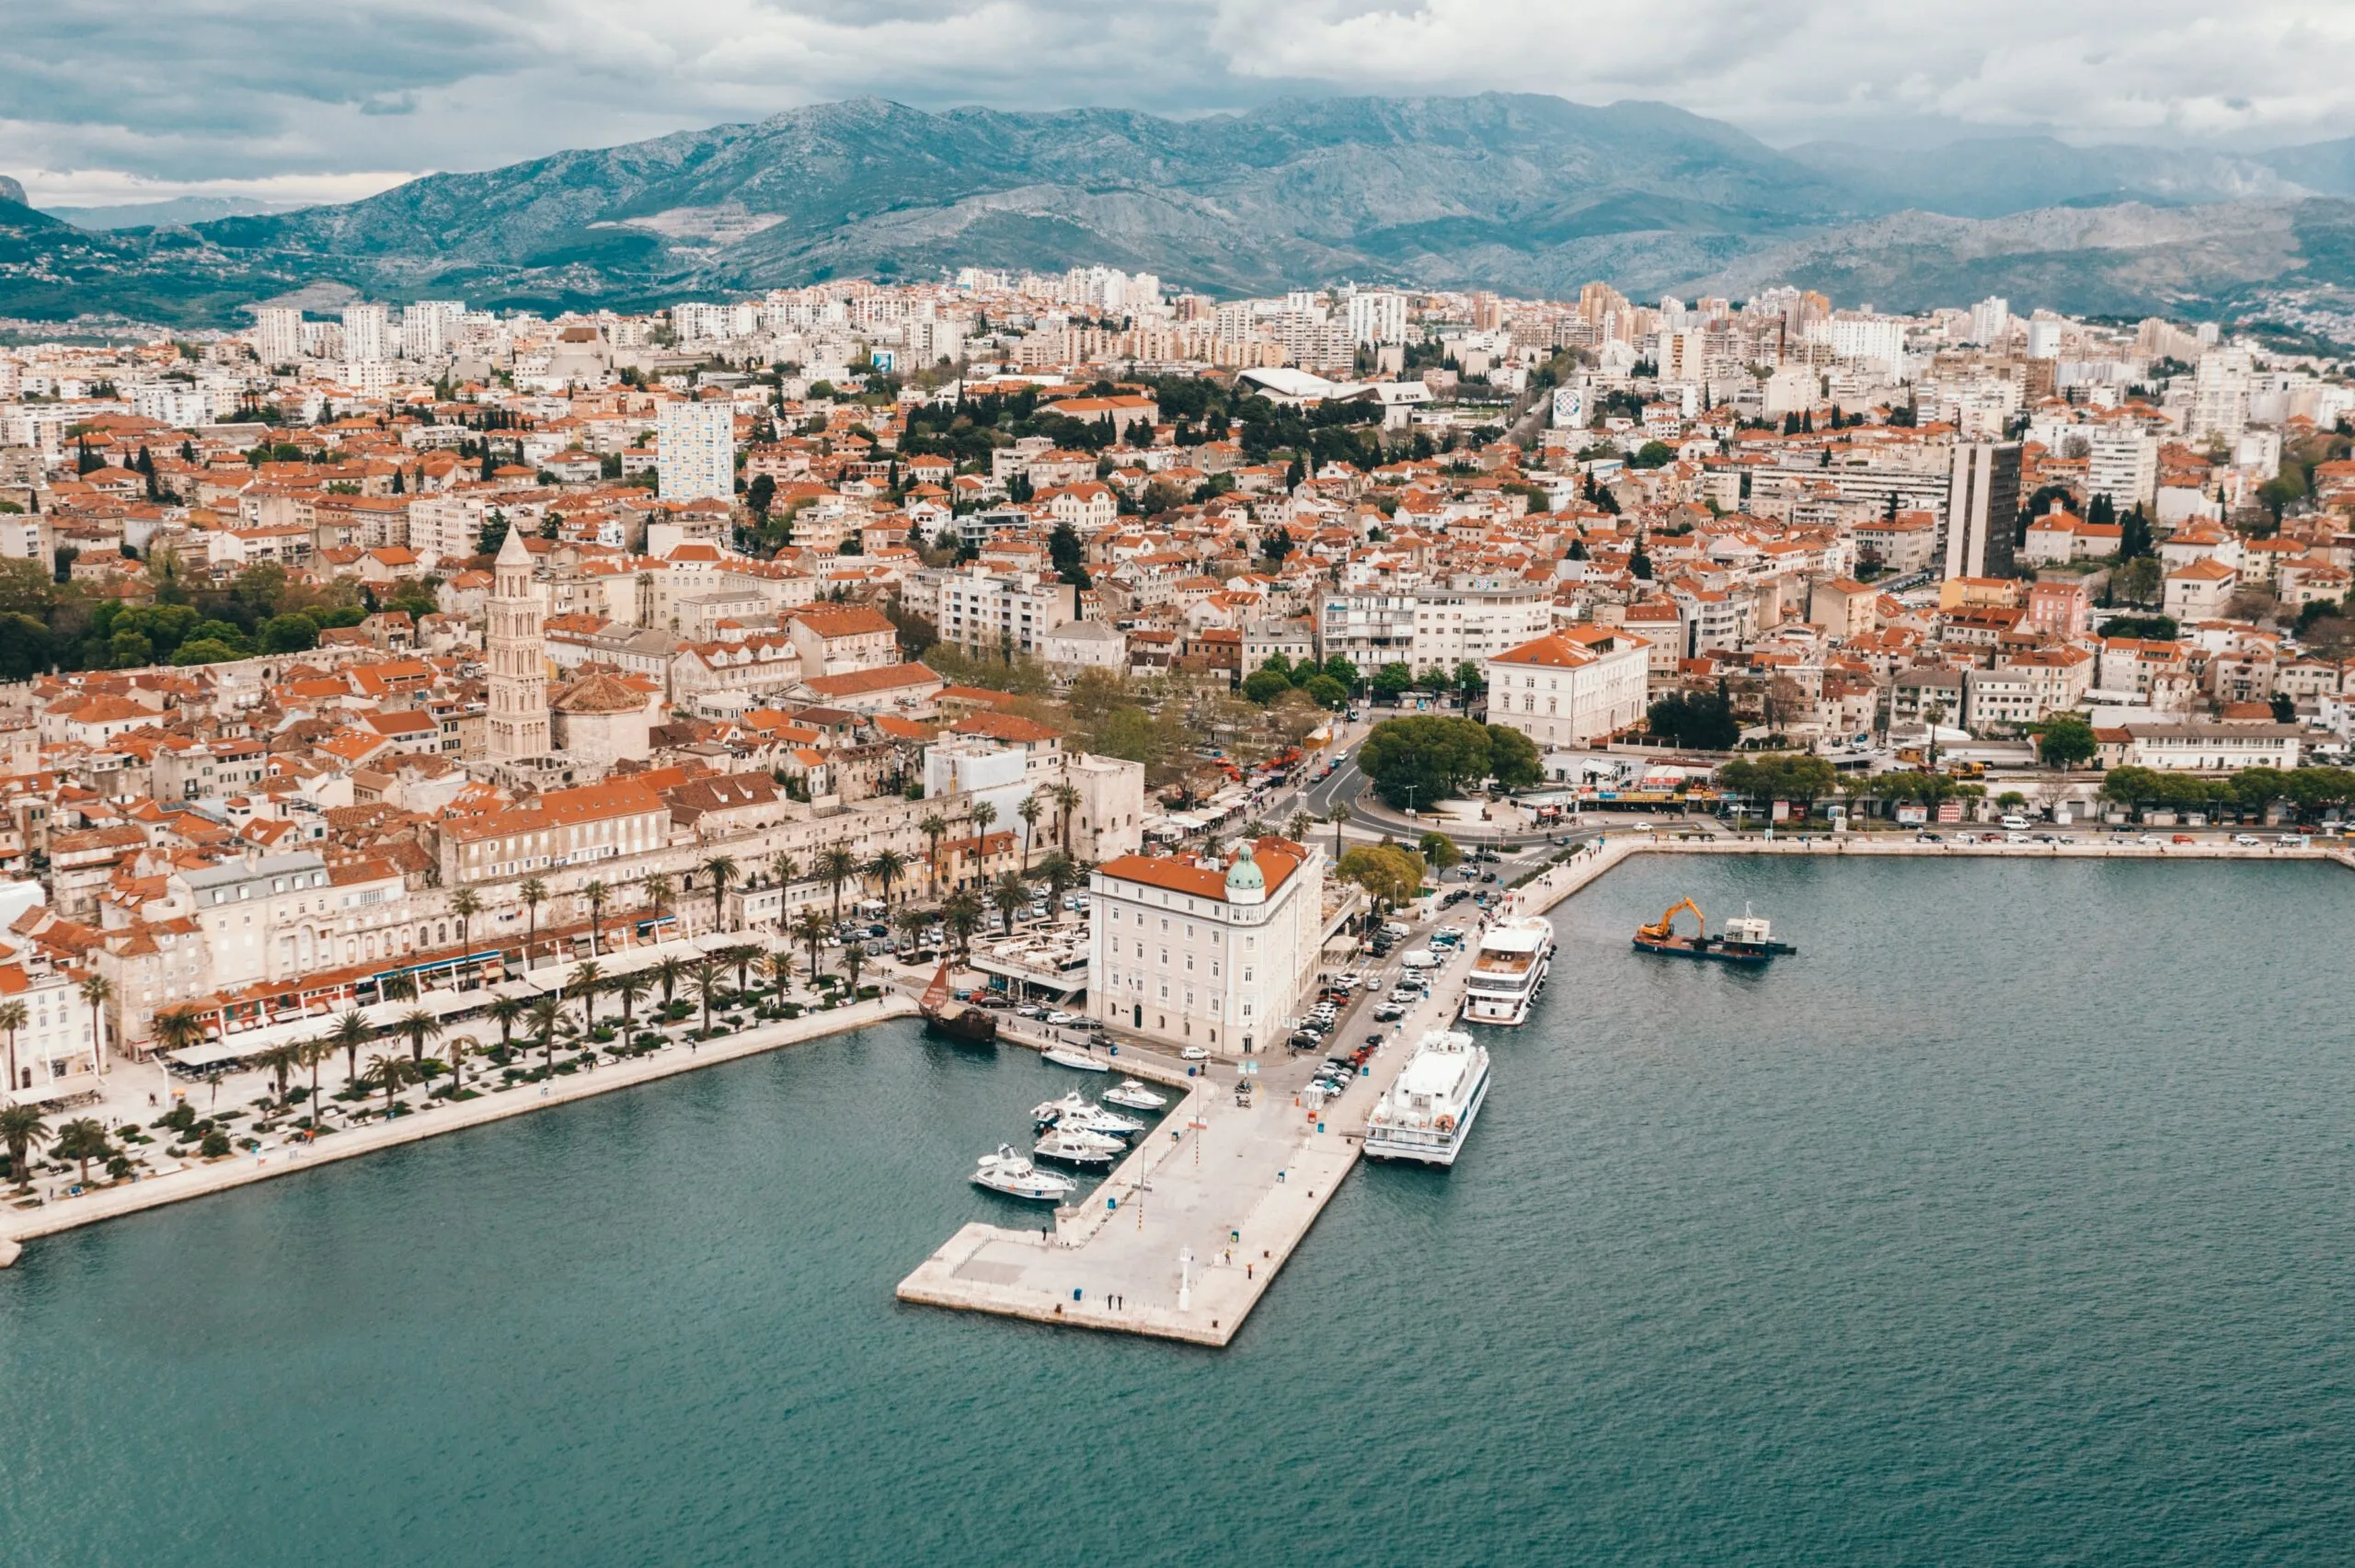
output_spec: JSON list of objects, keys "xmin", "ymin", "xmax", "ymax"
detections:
[{"xmin": 8, "ymin": 94, "xmax": 2355, "ymax": 327}]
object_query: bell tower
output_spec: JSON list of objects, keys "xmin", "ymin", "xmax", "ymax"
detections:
[{"xmin": 485, "ymin": 526, "xmax": 550, "ymax": 760}]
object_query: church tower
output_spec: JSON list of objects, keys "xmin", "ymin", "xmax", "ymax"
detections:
[{"xmin": 486, "ymin": 527, "xmax": 550, "ymax": 760}]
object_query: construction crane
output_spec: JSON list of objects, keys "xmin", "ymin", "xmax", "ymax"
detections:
[{"xmin": 1636, "ymin": 898, "xmax": 1705, "ymax": 944}]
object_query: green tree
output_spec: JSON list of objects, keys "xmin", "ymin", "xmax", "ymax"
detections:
[
  {"xmin": 2, "ymin": 1103, "xmax": 51, "ymax": 1191},
  {"xmin": 1241, "ymin": 669, "xmax": 1292, "ymax": 704},
  {"xmin": 1647, "ymin": 690, "xmax": 1740, "ymax": 750},
  {"xmin": 2032, "ymin": 714, "xmax": 2098, "ymax": 770},
  {"xmin": 1418, "ymin": 830, "xmax": 1464, "ymax": 871},
  {"xmin": 1336, "ymin": 843, "xmax": 1428, "ymax": 914},
  {"xmin": 50, "ymin": 1117, "xmax": 112, "ymax": 1185},
  {"xmin": 1301, "ymin": 673, "xmax": 1349, "ymax": 709},
  {"xmin": 1485, "ymin": 724, "xmax": 1544, "ymax": 789},
  {"xmin": 1321, "ymin": 655, "xmax": 1361, "ymax": 692},
  {"xmin": 1357, "ymin": 715, "xmax": 1493, "ymax": 808},
  {"xmin": 1371, "ymin": 662, "xmax": 1416, "ymax": 703}
]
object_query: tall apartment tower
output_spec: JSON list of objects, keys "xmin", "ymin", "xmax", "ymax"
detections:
[
  {"xmin": 657, "ymin": 399, "xmax": 736, "ymax": 502},
  {"xmin": 1943, "ymin": 441, "xmax": 2023, "ymax": 581},
  {"xmin": 485, "ymin": 528, "xmax": 550, "ymax": 760},
  {"xmin": 252, "ymin": 306, "xmax": 303, "ymax": 367},
  {"xmin": 342, "ymin": 303, "xmax": 391, "ymax": 362}
]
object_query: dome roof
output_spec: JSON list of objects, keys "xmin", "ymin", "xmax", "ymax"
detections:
[{"xmin": 1224, "ymin": 841, "xmax": 1267, "ymax": 902}]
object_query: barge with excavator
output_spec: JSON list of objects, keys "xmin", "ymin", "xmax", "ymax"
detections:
[{"xmin": 1632, "ymin": 899, "xmax": 1798, "ymax": 965}]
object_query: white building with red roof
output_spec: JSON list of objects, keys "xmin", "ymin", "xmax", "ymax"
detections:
[
  {"xmin": 1087, "ymin": 836, "xmax": 1322, "ymax": 1059},
  {"xmin": 1481, "ymin": 624, "xmax": 1651, "ymax": 749}
]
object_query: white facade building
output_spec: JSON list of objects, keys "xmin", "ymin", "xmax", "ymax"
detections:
[
  {"xmin": 1088, "ymin": 839, "xmax": 1324, "ymax": 1059},
  {"xmin": 252, "ymin": 306, "xmax": 303, "ymax": 367},
  {"xmin": 657, "ymin": 400, "xmax": 736, "ymax": 503},
  {"xmin": 1481, "ymin": 626, "xmax": 1651, "ymax": 748},
  {"xmin": 1319, "ymin": 583, "xmax": 1555, "ymax": 676},
  {"xmin": 341, "ymin": 303, "xmax": 391, "ymax": 363}
]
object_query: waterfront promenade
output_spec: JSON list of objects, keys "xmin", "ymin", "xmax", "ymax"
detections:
[{"xmin": 0, "ymin": 994, "xmax": 916, "ymax": 1259}]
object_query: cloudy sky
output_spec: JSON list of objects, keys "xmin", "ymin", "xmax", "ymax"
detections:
[{"xmin": 9, "ymin": 0, "xmax": 2355, "ymax": 207}]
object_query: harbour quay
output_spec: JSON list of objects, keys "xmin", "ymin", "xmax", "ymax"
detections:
[{"xmin": 896, "ymin": 958, "xmax": 1477, "ymax": 1347}]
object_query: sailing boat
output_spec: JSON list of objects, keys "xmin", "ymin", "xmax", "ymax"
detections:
[{"xmin": 920, "ymin": 956, "xmax": 999, "ymax": 1047}]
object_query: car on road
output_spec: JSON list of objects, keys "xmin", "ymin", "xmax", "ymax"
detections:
[
  {"xmin": 2172, "ymin": 833, "xmax": 2196, "ymax": 843},
  {"xmin": 1045, "ymin": 1010, "xmax": 1076, "ymax": 1025},
  {"xmin": 1180, "ymin": 1045, "xmax": 1209, "ymax": 1060},
  {"xmin": 2135, "ymin": 834, "xmax": 2163, "ymax": 845},
  {"xmin": 1365, "ymin": 1033, "xmax": 1385, "ymax": 1048},
  {"xmin": 2001, "ymin": 814, "xmax": 2032, "ymax": 831},
  {"xmin": 1015, "ymin": 1003, "xmax": 1043, "ymax": 1018},
  {"xmin": 2233, "ymin": 834, "xmax": 2263, "ymax": 846}
]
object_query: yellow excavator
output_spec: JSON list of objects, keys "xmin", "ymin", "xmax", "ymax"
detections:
[{"xmin": 1634, "ymin": 898, "xmax": 1707, "ymax": 956}]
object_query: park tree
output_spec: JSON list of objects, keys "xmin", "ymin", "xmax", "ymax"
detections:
[
  {"xmin": 1484, "ymin": 724, "xmax": 1544, "ymax": 789},
  {"xmin": 1357, "ymin": 715, "xmax": 1493, "ymax": 808},
  {"xmin": 1336, "ymin": 843, "xmax": 1427, "ymax": 913},
  {"xmin": 2031, "ymin": 714, "xmax": 2098, "ymax": 770},
  {"xmin": 1418, "ymin": 831, "xmax": 1464, "ymax": 871}
]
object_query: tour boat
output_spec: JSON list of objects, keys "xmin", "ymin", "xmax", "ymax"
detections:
[
  {"xmin": 1460, "ymin": 915, "xmax": 1555, "ymax": 1026},
  {"xmin": 1364, "ymin": 1029, "xmax": 1490, "ymax": 1168},
  {"xmin": 1101, "ymin": 1078, "xmax": 1169, "ymax": 1111},
  {"xmin": 1040, "ymin": 1046, "xmax": 1109, "ymax": 1073},
  {"xmin": 1031, "ymin": 1127, "xmax": 1124, "ymax": 1168},
  {"xmin": 971, "ymin": 1145, "xmax": 1076, "ymax": 1202}
]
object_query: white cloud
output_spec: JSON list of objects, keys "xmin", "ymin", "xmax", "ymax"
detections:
[{"xmin": 7, "ymin": 0, "xmax": 2355, "ymax": 206}]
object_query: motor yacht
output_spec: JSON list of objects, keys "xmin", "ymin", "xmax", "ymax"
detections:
[{"xmin": 971, "ymin": 1145, "xmax": 1077, "ymax": 1202}]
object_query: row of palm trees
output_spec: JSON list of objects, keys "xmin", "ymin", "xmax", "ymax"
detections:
[{"xmin": 2, "ymin": 1104, "xmax": 114, "ymax": 1193}]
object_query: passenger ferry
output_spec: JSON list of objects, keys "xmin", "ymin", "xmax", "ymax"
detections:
[
  {"xmin": 1363, "ymin": 1029, "xmax": 1490, "ymax": 1167},
  {"xmin": 1460, "ymin": 915, "xmax": 1555, "ymax": 1026}
]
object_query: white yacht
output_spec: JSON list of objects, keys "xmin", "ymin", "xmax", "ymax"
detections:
[
  {"xmin": 971, "ymin": 1145, "xmax": 1077, "ymax": 1202},
  {"xmin": 1029, "ymin": 1093, "xmax": 1143, "ymax": 1138},
  {"xmin": 1041, "ymin": 1047, "xmax": 1109, "ymax": 1073},
  {"xmin": 1460, "ymin": 915, "xmax": 1555, "ymax": 1026},
  {"xmin": 1102, "ymin": 1079, "xmax": 1169, "ymax": 1111},
  {"xmin": 1032, "ymin": 1127, "xmax": 1124, "ymax": 1167},
  {"xmin": 1364, "ymin": 1029, "xmax": 1490, "ymax": 1167}
]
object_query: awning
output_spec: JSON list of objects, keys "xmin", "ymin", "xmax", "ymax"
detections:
[
  {"xmin": 5, "ymin": 1077, "xmax": 100, "ymax": 1107},
  {"xmin": 167, "ymin": 1038, "xmax": 255, "ymax": 1070}
]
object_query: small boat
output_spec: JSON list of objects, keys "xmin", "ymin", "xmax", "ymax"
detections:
[
  {"xmin": 1041, "ymin": 1047, "xmax": 1109, "ymax": 1072},
  {"xmin": 1032, "ymin": 1127, "xmax": 1123, "ymax": 1168},
  {"xmin": 1102, "ymin": 1078, "xmax": 1169, "ymax": 1111},
  {"xmin": 971, "ymin": 1145, "xmax": 1076, "ymax": 1202},
  {"xmin": 919, "ymin": 958, "xmax": 999, "ymax": 1046},
  {"xmin": 1030, "ymin": 1093, "xmax": 1143, "ymax": 1137}
]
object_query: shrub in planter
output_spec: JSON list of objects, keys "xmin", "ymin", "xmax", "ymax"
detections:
[
  {"xmin": 199, "ymin": 1130, "xmax": 232, "ymax": 1159},
  {"xmin": 856, "ymin": 985, "xmax": 881, "ymax": 1001},
  {"xmin": 106, "ymin": 1154, "xmax": 134, "ymax": 1181},
  {"xmin": 781, "ymin": 1003, "xmax": 804, "ymax": 1019}
]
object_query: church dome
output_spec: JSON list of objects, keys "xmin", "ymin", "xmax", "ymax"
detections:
[{"xmin": 1224, "ymin": 841, "xmax": 1267, "ymax": 905}]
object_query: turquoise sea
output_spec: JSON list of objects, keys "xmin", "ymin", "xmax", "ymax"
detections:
[{"xmin": 3, "ymin": 858, "xmax": 2349, "ymax": 1564}]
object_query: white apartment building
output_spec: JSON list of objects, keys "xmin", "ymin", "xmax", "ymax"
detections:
[
  {"xmin": 252, "ymin": 306, "xmax": 303, "ymax": 367},
  {"xmin": 2188, "ymin": 349, "xmax": 2252, "ymax": 443},
  {"xmin": 341, "ymin": 303, "xmax": 391, "ymax": 362},
  {"xmin": 1089, "ymin": 838, "xmax": 1325, "ymax": 1059},
  {"xmin": 657, "ymin": 400, "xmax": 736, "ymax": 502},
  {"xmin": 2085, "ymin": 428, "xmax": 2159, "ymax": 507},
  {"xmin": 925, "ymin": 562, "xmax": 1079, "ymax": 656},
  {"xmin": 1318, "ymin": 583, "xmax": 1554, "ymax": 675},
  {"xmin": 1482, "ymin": 625, "xmax": 1650, "ymax": 748},
  {"xmin": 1345, "ymin": 290, "xmax": 1407, "ymax": 347}
]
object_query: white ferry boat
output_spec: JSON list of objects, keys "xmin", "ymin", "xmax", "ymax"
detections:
[
  {"xmin": 1460, "ymin": 915, "xmax": 1554, "ymax": 1026},
  {"xmin": 1363, "ymin": 1029, "xmax": 1490, "ymax": 1167}
]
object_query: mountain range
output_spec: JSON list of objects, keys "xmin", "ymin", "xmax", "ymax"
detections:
[{"xmin": 9, "ymin": 93, "xmax": 2355, "ymax": 330}]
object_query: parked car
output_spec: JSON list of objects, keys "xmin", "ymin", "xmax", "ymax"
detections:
[
  {"xmin": 1015, "ymin": 1004, "xmax": 1043, "ymax": 1018},
  {"xmin": 2233, "ymin": 834, "xmax": 2263, "ymax": 846},
  {"xmin": 1045, "ymin": 1010, "xmax": 1076, "ymax": 1025},
  {"xmin": 2172, "ymin": 833, "xmax": 2196, "ymax": 844}
]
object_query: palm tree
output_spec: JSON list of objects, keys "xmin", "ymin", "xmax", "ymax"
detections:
[
  {"xmin": 991, "ymin": 871, "xmax": 1028, "ymax": 935},
  {"xmin": 943, "ymin": 891, "xmax": 983, "ymax": 965},
  {"xmin": 581, "ymin": 880, "xmax": 609, "ymax": 956},
  {"xmin": 329, "ymin": 1009, "xmax": 372, "ymax": 1085},
  {"xmin": 816, "ymin": 847, "xmax": 860, "ymax": 924},
  {"xmin": 380, "ymin": 971, "xmax": 418, "ymax": 1006},
  {"xmin": 611, "ymin": 971, "xmax": 652, "ymax": 1036},
  {"xmin": 1051, "ymin": 780, "xmax": 1081, "ymax": 855},
  {"xmin": 722, "ymin": 944, "xmax": 761, "ymax": 997},
  {"xmin": 0, "ymin": 1000, "xmax": 25, "ymax": 1094},
  {"xmin": 450, "ymin": 888, "xmax": 481, "ymax": 952},
  {"xmin": 78, "ymin": 974, "xmax": 113, "ymax": 1077},
  {"xmin": 768, "ymin": 851, "xmax": 799, "ymax": 890},
  {"xmin": 1, "ymin": 1103, "xmax": 50, "ymax": 1192},
  {"xmin": 396, "ymin": 1008, "xmax": 444, "ymax": 1067},
  {"xmin": 569, "ymin": 961, "xmax": 603, "ymax": 1032},
  {"xmin": 1038, "ymin": 853, "xmax": 1080, "ymax": 913},
  {"xmin": 968, "ymin": 800, "xmax": 998, "ymax": 876},
  {"xmin": 791, "ymin": 909, "xmax": 831, "ymax": 983},
  {"xmin": 653, "ymin": 956, "xmax": 687, "ymax": 1013},
  {"xmin": 1017, "ymin": 794, "xmax": 1043, "ymax": 870},
  {"xmin": 51, "ymin": 1117, "xmax": 110, "ymax": 1186},
  {"xmin": 642, "ymin": 872, "xmax": 674, "ymax": 932},
  {"xmin": 365, "ymin": 1052, "xmax": 417, "ymax": 1116},
  {"xmin": 252, "ymin": 1040, "xmax": 304, "ymax": 1104},
  {"xmin": 520, "ymin": 877, "xmax": 547, "ymax": 966},
  {"xmin": 528, "ymin": 995, "xmax": 564, "ymax": 1072},
  {"xmin": 692, "ymin": 959, "xmax": 722, "ymax": 1036},
  {"xmin": 892, "ymin": 906, "xmax": 932, "ymax": 956},
  {"xmin": 701, "ymin": 855, "xmax": 739, "ymax": 933},
  {"xmin": 763, "ymin": 949, "xmax": 795, "ymax": 998},
  {"xmin": 867, "ymin": 848, "xmax": 907, "ymax": 910},
  {"xmin": 488, "ymin": 994, "xmax": 527, "ymax": 1058},
  {"xmin": 152, "ymin": 1005, "xmax": 206, "ymax": 1072},
  {"xmin": 841, "ymin": 944, "xmax": 867, "ymax": 996},
  {"xmin": 1327, "ymin": 803, "xmax": 1352, "ymax": 861},
  {"xmin": 919, "ymin": 812, "xmax": 950, "ymax": 895},
  {"xmin": 1288, "ymin": 810, "xmax": 1314, "ymax": 843},
  {"xmin": 299, "ymin": 1036, "xmax": 327, "ymax": 1117},
  {"xmin": 444, "ymin": 1036, "xmax": 473, "ymax": 1092}
]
